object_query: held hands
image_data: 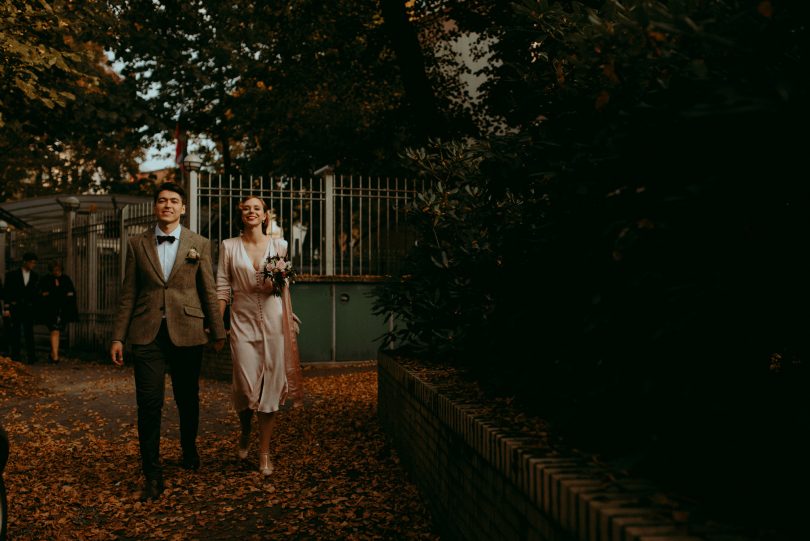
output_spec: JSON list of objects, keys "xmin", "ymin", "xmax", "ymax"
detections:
[{"xmin": 203, "ymin": 327, "xmax": 226, "ymax": 352}]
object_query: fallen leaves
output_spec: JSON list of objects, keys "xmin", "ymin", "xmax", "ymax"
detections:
[
  {"xmin": 0, "ymin": 356, "xmax": 47, "ymax": 401},
  {"xmin": 0, "ymin": 357, "xmax": 439, "ymax": 540}
]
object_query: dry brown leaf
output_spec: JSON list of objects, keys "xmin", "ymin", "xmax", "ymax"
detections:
[{"xmin": 1, "ymin": 359, "xmax": 439, "ymax": 540}]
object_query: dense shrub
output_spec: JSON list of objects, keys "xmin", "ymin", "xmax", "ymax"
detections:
[{"xmin": 375, "ymin": 0, "xmax": 807, "ymax": 534}]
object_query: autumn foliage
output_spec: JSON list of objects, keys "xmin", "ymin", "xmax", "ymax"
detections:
[{"xmin": 0, "ymin": 357, "xmax": 438, "ymax": 540}]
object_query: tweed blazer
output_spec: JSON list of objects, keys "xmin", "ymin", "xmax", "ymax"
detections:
[{"xmin": 112, "ymin": 227, "xmax": 226, "ymax": 347}]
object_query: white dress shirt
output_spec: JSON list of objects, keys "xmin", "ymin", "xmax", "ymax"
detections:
[
  {"xmin": 155, "ymin": 224, "xmax": 181, "ymax": 281},
  {"xmin": 22, "ymin": 268, "xmax": 31, "ymax": 286}
]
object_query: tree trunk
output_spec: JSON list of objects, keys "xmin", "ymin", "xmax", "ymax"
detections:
[
  {"xmin": 219, "ymin": 129, "xmax": 232, "ymax": 177},
  {"xmin": 379, "ymin": 0, "xmax": 444, "ymax": 139}
]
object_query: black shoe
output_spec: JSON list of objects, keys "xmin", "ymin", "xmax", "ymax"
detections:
[
  {"xmin": 139, "ymin": 478, "xmax": 164, "ymax": 501},
  {"xmin": 182, "ymin": 450, "xmax": 201, "ymax": 471}
]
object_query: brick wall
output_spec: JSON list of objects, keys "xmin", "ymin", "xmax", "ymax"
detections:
[{"xmin": 377, "ymin": 353, "xmax": 753, "ymax": 541}]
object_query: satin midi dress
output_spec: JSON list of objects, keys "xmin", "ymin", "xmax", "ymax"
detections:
[{"xmin": 216, "ymin": 237, "xmax": 288, "ymax": 413}]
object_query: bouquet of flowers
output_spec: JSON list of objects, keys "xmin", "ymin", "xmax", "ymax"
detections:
[{"xmin": 260, "ymin": 255, "xmax": 297, "ymax": 296}]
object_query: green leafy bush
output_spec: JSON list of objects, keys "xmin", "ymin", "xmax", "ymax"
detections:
[
  {"xmin": 374, "ymin": 139, "xmax": 534, "ymax": 364},
  {"xmin": 376, "ymin": 1, "xmax": 807, "ymax": 534}
]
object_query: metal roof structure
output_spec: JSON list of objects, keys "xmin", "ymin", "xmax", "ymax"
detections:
[{"xmin": 0, "ymin": 194, "xmax": 152, "ymax": 231}]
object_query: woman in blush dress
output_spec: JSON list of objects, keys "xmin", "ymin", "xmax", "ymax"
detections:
[{"xmin": 216, "ymin": 196, "xmax": 304, "ymax": 475}]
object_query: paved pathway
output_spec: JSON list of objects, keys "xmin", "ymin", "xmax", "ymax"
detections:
[{"xmin": 0, "ymin": 358, "xmax": 439, "ymax": 540}]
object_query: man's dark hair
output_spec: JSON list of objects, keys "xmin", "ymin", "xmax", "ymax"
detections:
[
  {"xmin": 154, "ymin": 182, "xmax": 186, "ymax": 203},
  {"xmin": 22, "ymin": 252, "xmax": 38, "ymax": 262}
]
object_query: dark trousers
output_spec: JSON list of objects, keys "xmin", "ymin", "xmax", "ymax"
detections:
[
  {"xmin": 131, "ymin": 321, "xmax": 203, "ymax": 481},
  {"xmin": 8, "ymin": 315, "xmax": 36, "ymax": 362}
]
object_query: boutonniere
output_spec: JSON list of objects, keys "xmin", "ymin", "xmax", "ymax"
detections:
[{"xmin": 186, "ymin": 247, "xmax": 200, "ymax": 261}]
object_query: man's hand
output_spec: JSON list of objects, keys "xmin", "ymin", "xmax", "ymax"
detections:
[
  {"xmin": 111, "ymin": 341, "xmax": 124, "ymax": 366},
  {"xmin": 212, "ymin": 338, "xmax": 225, "ymax": 353}
]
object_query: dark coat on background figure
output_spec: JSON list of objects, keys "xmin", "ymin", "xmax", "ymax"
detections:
[
  {"xmin": 4, "ymin": 267, "xmax": 40, "ymax": 362},
  {"xmin": 37, "ymin": 273, "xmax": 79, "ymax": 329},
  {"xmin": 4, "ymin": 268, "xmax": 40, "ymax": 321}
]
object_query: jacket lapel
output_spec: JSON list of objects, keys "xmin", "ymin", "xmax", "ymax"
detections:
[
  {"xmin": 167, "ymin": 228, "xmax": 192, "ymax": 283},
  {"xmin": 142, "ymin": 230, "xmax": 165, "ymax": 282}
]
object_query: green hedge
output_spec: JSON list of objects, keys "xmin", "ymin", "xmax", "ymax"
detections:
[{"xmin": 373, "ymin": 1, "xmax": 807, "ymax": 535}]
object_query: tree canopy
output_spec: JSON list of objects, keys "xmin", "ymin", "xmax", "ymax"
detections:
[
  {"xmin": 1, "ymin": 0, "xmax": 489, "ymax": 191},
  {"xmin": 110, "ymin": 0, "xmax": 462, "ymax": 177},
  {"xmin": 374, "ymin": 2, "xmax": 806, "ymax": 533},
  {"xmin": 0, "ymin": 0, "xmax": 149, "ymax": 199}
]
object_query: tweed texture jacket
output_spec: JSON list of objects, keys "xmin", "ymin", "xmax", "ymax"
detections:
[{"xmin": 112, "ymin": 227, "xmax": 226, "ymax": 347}]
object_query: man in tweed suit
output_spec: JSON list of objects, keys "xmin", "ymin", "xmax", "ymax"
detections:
[{"xmin": 111, "ymin": 182, "xmax": 225, "ymax": 501}]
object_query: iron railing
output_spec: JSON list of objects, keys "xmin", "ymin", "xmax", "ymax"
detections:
[
  {"xmin": 8, "ymin": 202, "xmax": 154, "ymax": 351},
  {"xmin": 5, "ymin": 170, "xmax": 423, "ymax": 352},
  {"xmin": 195, "ymin": 171, "xmax": 423, "ymax": 277}
]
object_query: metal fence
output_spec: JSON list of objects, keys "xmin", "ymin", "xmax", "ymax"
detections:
[
  {"xmin": 8, "ymin": 202, "xmax": 155, "ymax": 351},
  {"xmin": 195, "ymin": 169, "xmax": 424, "ymax": 277},
  {"xmin": 5, "ymin": 170, "xmax": 423, "ymax": 353}
]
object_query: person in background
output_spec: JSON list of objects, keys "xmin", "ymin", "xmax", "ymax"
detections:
[
  {"xmin": 267, "ymin": 208, "xmax": 284, "ymax": 239},
  {"xmin": 37, "ymin": 261, "xmax": 78, "ymax": 364},
  {"xmin": 3, "ymin": 252, "xmax": 40, "ymax": 364}
]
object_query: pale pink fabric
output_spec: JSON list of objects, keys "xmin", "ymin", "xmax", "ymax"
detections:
[
  {"xmin": 216, "ymin": 237, "xmax": 296, "ymax": 413},
  {"xmin": 273, "ymin": 238, "xmax": 304, "ymax": 407},
  {"xmin": 281, "ymin": 281, "xmax": 305, "ymax": 408}
]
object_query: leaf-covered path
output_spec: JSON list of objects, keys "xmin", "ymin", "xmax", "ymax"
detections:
[{"xmin": 0, "ymin": 357, "xmax": 439, "ymax": 540}]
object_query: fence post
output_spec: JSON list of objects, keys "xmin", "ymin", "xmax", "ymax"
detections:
[
  {"xmin": 184, "ymin": 155, "xmax": 202, "ymax": 232},
  {"xmin": 119, "ymin": 206, "xmax": 129, "ymax": 285},
  {"xmin": 87, "ymin": 210, "xmax": 99, "ymax": 345},
  {"xmin": 315, "ymin": 165, "xmax": 335, "ymax": 276},
  {"xmin": 60, "ymin": 196, "xmax": 80, "ymax": 280},
  {"xmin": 0, "ymin": 220, "xmax": 7, "ymax": 279}
]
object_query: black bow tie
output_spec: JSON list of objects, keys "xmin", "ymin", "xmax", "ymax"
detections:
[{"xmin": 157, "ymin": 235, "xmax": 176, "ymax": 244}]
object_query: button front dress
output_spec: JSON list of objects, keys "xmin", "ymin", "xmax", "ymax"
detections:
[{"xmin": 216, "ymin": 237, "xmax": 287, "ymax": 413}]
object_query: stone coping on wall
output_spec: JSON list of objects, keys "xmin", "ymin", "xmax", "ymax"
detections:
[{"xmin": 378, "ymin": 352, "xmax": 757, "ymax": 541}]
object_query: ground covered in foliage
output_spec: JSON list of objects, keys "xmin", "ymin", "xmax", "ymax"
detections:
[{"xmin": 0, "ymin": 356, "xmax": 439, "ymax": 541}]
